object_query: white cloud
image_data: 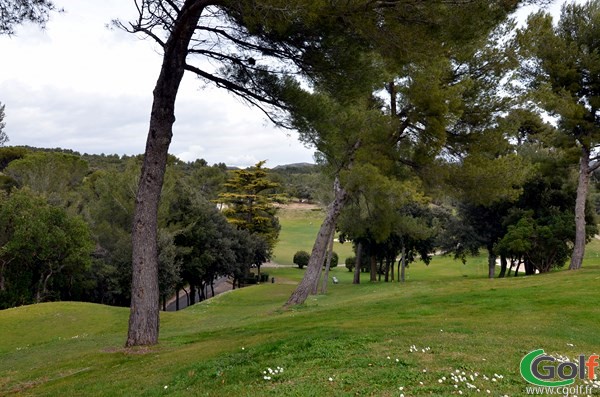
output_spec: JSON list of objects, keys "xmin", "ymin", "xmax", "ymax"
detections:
[{"xmin": 0, "ymin": 0, "xmax": 315, "ymax": 167}]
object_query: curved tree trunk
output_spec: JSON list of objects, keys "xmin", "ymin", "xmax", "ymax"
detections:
[
  {"xmin": 126, "ymin": 2, "xmax": 207, "ymax": 347},
  {"xmin": 570, "ymin": 146, "xmax": 590, "ymax": 270},
  {"xmin": 286, "ymin": 176, "xmax": 349, "ymax": 305},
  {"xmin": 320, "ymin": 228, "xmax": 336, "ymax": 294}
]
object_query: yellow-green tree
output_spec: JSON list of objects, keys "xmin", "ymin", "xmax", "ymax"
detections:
[{"xmin": 218, "ymin": 161, "xmax": 283, "ymax": 270}]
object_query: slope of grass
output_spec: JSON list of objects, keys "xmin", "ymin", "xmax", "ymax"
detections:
[
  {"xmin": 272, "ymin": 206, "xmax": 354, "ymax": 266},
  {"xmin": 2, "ymin": 246, "xmax": 599, "ymax": 396}
]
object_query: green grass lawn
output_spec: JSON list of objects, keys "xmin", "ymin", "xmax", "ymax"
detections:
[
  {"xmin": 2, "ymin": 233, "xmax": 600, "ymax": 396},
  {"xmin": 272, "ymin": 206, "xmax": 354, "ymax": 266},
  {"xmin": 2, "ymin": 206, "xmax": 600, "ymax": 396}
]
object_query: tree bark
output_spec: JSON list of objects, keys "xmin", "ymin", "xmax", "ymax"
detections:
[
  {"xmin": 570, "ymin": 145, "xmax": 590, "ymax": 270},
  {"xmin": 353, "ymin": 242, "xmax": 363, "ymax": 284},
  {"xmin": 126, "ymin": 2, "xmax": 208, "ymax": 347},
  {"xmin": 370, "ymin": 255, "xmax": 377, "ymax": 282},
  {"xmin": 189, "ymin": 285, "xmax": 196, "ymax": 305},
  {"xmin": 524, "ymin": 257, "xmax": 535, "ymax": 275},
  {"xmin": 487, "ymin": 246, "xmax": 496, "ymax": 279},
  {"xmin": 320, "ymin": 228, "xmax": 336, "ymax": 294},
  {"xmin": 286, "ymin": 176, "xmax": 349, "ymax": 305},
  {"xmin": 400, "ymin": 242, "xmax": 406, "ymax": 283},
  {"xmin": 384, "ymin": 257, "xmax": 390, "ymax": 282},
  {"xmin": 498, "ymin": 255, "xmax": 507, "ymax": 278}
]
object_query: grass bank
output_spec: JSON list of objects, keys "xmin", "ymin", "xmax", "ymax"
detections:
[
  {"xmin": 272, "ymin": 205, "xmax": 354, "ymax": 266},
  {"xmin": 2, "ymin": 241, "xmax": 599, "ymax": 395}
]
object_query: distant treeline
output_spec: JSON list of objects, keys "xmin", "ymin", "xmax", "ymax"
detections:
[{"xmin": 0, "ymin": 146, "xmax": 320, "ymax": 310}]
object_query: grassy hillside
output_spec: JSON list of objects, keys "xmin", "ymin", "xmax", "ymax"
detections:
[
  {"xmin": 272, "ymin": 205, "xmax": 354, "ymax": 266},
  {"xmin": 2, "ymin": 234, "xmax": 600, "ymax": 396}
]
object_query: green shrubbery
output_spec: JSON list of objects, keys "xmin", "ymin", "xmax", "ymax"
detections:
[
  {"xmin": 293, "ymin": 250, "xmax": 310, "ymax": 269},
  {"xmin": 293, "ymin": 250, "xmax": 339, "ymax": 269},
  {"xmin": 345, "ymin": 256, "xmax": 356, "ymax": 272}
]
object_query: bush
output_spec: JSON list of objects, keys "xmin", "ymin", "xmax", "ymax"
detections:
[
  {"xmin": 293, "ymin": 250, "xmax": 310, "ymax": 269},
  {"xmin": 323, "ymin": 251, "xmax": 339, "ymax": 268},
  {"xmin": 345, "ymin": 256, "xmax": 356, "ymax": 272}
]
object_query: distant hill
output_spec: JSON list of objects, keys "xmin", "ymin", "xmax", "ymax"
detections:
[{"xmin": 272, "ymin": 162, "xmax": 316, "ymax": 170}]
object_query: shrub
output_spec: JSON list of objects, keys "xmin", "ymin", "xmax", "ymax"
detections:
[
  {"xmin": 293, "ymin": 250, "xmax": 310, "ymax": 269},
  {"xmin": 345, "ymin": 256, "xmax": 356, "ymax": 272},
  {"xmin": 324, "ymin": 251, "xmax": 339, "ymax": 268}
]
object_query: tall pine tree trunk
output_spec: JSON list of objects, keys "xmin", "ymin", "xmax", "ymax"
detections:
[
  {"xmin": 570, "ymin": 145, "xmax": 590, "ymax": 270},
  {"xmin": 286, "ymin": 176, "xmax": 349, "ymax": 305},
  {"xmin": 126, "ymin": 2, "xmax": 207, "ymax": 347},
  {"xmin": 353, "ymin": 242, "xmax": 363, "ymax": 284}
]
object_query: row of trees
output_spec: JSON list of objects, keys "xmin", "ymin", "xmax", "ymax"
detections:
[
  {"xmin": 0, "ymin": 149, "xmax": 280, "ymax": 310},
  {"xmin": 115, "ymin": 0, "xmax": 599, "ymax": 344},
  {"xmin": 287, "ymin": 1, "xmax": 600, "ymax": 304},
  {"xmin": 3, "ymin": 0, "xmax": 598, "ymax": 347}
]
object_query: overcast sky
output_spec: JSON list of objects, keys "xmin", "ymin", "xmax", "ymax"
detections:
[{"xmin": 0, "ymin": 0, "xmax": 569, "ymax": 168}]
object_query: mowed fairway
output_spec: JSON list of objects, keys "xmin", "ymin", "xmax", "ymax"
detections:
[
  {"xmin": 272, "ymin": 204, "xmax": 354, "ymax": 266},
  {"xmin": 1, "ymin": 207, "xmax": 599, "ymax": 396}
]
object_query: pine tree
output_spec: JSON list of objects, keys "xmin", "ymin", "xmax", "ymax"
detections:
[
  {"xmin": 515, "ymin": 0, "xmax": 600, "ymax": 270},
  {"xmin": 218, "ymin": 161, "xmax": 283, "ymax": 265}
]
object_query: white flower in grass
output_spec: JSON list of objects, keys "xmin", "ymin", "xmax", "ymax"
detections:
[
  {"xmin": 399, "ymin": 386, "xmax": 404, "ymax": 390},
  {"xmin": 164, "ymin": 385, "xmax": 168, "ymax": 389},
  {"xmin": 328, "ymin": 377, "xmax": 333, "ymax": 382}
]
